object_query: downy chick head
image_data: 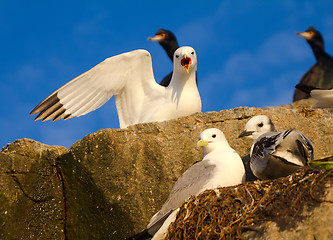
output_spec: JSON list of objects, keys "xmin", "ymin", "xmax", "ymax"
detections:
[{"xmin": 238, "ymin": 115, "xmax": 276, "ymax": 140}]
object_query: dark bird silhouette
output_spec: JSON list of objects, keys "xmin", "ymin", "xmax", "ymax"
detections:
[
  {"xmin": 148, "ymin": 29, "xmax": 180, "ymax": 87},
  {"xmin": 148, "ymin": 29, "xmax": 179, "ymax": 61},
  {"xmin": 294, "ymin": 26, "xmax": 333, "ymax": 102}
]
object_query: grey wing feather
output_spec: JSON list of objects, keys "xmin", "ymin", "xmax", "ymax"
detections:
[
  {"xmin": 272, "ymin": 130, "xmax": 313, "ymax": 166},
  {"xmin": 295, "ymin": 131, "xmax": 314, "ymax": 164},
  {"xmin": 251, "ymin": 131, "xmax": 283, "ymax": 160},
  {"xmin": 147, "ymin": 160, "xmax": 215, "ymax": 229}
]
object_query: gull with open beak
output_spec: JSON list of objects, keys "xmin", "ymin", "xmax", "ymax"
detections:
[{"xmin": 30, "ymin": 46, "xmax": 201, "ymax": 128}]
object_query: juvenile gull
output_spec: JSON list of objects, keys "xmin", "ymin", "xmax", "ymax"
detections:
[
  {"xmin": 239, "ymin": 115, "xmax": 313, "ymax": 180},
  {"xmin": 30, "ymin": 46, "xmax": 201, "ymax": 128},
  {"xmin": 129, "ymin": 128, "xmax": 245, "ymax": 240}
]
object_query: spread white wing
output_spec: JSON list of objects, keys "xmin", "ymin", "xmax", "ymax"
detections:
[{"xmin": 30, "ymin": 50, "xmax": 165, "ymax": 127}]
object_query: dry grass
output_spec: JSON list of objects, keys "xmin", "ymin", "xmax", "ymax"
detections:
[{"xmin": 166, "ymin": 167, "xmax": 332, "ymax": 240}]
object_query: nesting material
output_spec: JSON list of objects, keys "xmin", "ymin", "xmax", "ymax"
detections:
[{"xmin": 166, "ymin": 167, "xmax": 332, "ymax": 239}]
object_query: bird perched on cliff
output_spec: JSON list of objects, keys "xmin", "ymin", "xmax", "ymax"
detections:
[
  {"xmin": 238, "ymin": 115, "xmax": 313, "ymax": 180},
  {"xmin": 293, "ymin": 26, "xmax": 333, "ymax": 102},
  {"xmin": 148, "ymin": 29, "xmax": 180, "ymax": 87},
  {"xmin": 30, "ymin": 46, "xmax": 201, "ymax": 128},
  {"xmin": 129, "ymin": 128, "xmax": 245, "ymax": 240}
]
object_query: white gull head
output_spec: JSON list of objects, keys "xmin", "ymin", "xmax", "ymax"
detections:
[{"xmin": 238, "ymin": 115, "xmax": 276, "ymax": 140}]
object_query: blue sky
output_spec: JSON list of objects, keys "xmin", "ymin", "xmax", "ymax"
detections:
[{"xmin": 1, "ymin": 1, "xmax": 333, "ymax": 148}]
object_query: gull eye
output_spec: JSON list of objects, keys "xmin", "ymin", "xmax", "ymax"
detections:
[
  {"xmin": 191, "ymin": 51, "xmax": 194, "ymax": 55},
  {"xmin": 176, "ymin": 55, "xmax": 179, "ymax": 58},
  {"xmin": 212, "ymin": 134, "xmax": 216, "ymax": 138},
  {"xmin": 258, "ymin": 123, "xmax": 263, "ymax": 127}
]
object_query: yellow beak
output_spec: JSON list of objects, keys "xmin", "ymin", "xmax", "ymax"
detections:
[{"xmin": 197, "ymin": 140, "xmax": 209, "ymax": 147}]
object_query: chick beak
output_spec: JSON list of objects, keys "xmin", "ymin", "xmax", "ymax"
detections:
[
  {"xmin": 238, "ymin": 130, "xmax": 254, "ymax": 138},
  {"xmin": 181, "ymin": 54, "xmax": 192, "ymax": 72}
]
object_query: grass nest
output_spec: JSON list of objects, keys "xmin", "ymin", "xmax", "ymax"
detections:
[{"xmin": 166, "ymin": 167, "xmax": 332, "ymax": 240}]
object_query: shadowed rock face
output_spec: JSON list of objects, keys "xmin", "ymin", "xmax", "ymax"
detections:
[
  {"xmin": 0, "ymin": 139, "xmax": 67, "ymax": 240},
  {"xmin": 1, "ymin": 99, "xmax": 333, "ymax": 239}
]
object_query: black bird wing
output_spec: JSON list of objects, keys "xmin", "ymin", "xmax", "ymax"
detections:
[
  {"xmin": 295, "ymin": 84, "xmax": 319, "ymax": 94},
  {"xmin": 159, "ymin": 72, "xmax": 198, "ymax": 87},
  {"xmin": 159, "ymin": 72, "xmax": 173, "ymax": 87},
  {"xmin": 293, "ymin": 63, "xmax": 321, "ymax": 101}
]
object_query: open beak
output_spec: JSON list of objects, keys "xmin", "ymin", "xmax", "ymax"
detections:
[
  {"xmin": 197, "ymin": 140, "xmax": 211, "ymax": 147},
  {"xmin": 181, "ymin": 54, "xmax": 192, "ymax": 72},
  {"xmin": 238, "ymin": 130, "xmax": 254, "ymax": 138},
  {"xmin": 296, "ymin": 31, "xmax": 313, "ymax": 40}
]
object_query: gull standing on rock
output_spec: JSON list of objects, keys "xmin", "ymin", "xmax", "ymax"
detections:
[
  {"xmin": 129, "ymin": 128, "xmax": 245, "ymax": 240},
  {"xmin": 239, "ymin": 115, "xmax": 313, "ymax": 180},
  {"xmin": 30, "ymin": 46, "xmax": 201, "ymax": 128}
]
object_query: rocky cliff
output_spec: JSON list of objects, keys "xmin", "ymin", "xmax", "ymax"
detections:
[{"xmin": 0, "ymin": 99, "xmax": 332, "ymax": 239}]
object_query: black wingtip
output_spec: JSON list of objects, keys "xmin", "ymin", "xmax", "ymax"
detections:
[
  {"xmin": 295, "ymin": 84, "xmax": 319, "ymax": 94},
  {"xmin": 52, "ymin": 110, "xmax": 67, "ymax": 121},
  {"xmin": 126, "ymin": 229, "xmax": 152, "ymax": 240},
  {"xmin": 30, "ymin": 105, "xmax": 41, "ymax": 116},
  {"xmin": 30, "ymin": 93, "xmax": 61, "ymax": 117},
  {"xmin": 64, "ymin": 114, "xmax": 73, "ymax": 120},
  {"xmin": 29, "ymin": 93, "xmax": 73, "ymax": 122}
]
